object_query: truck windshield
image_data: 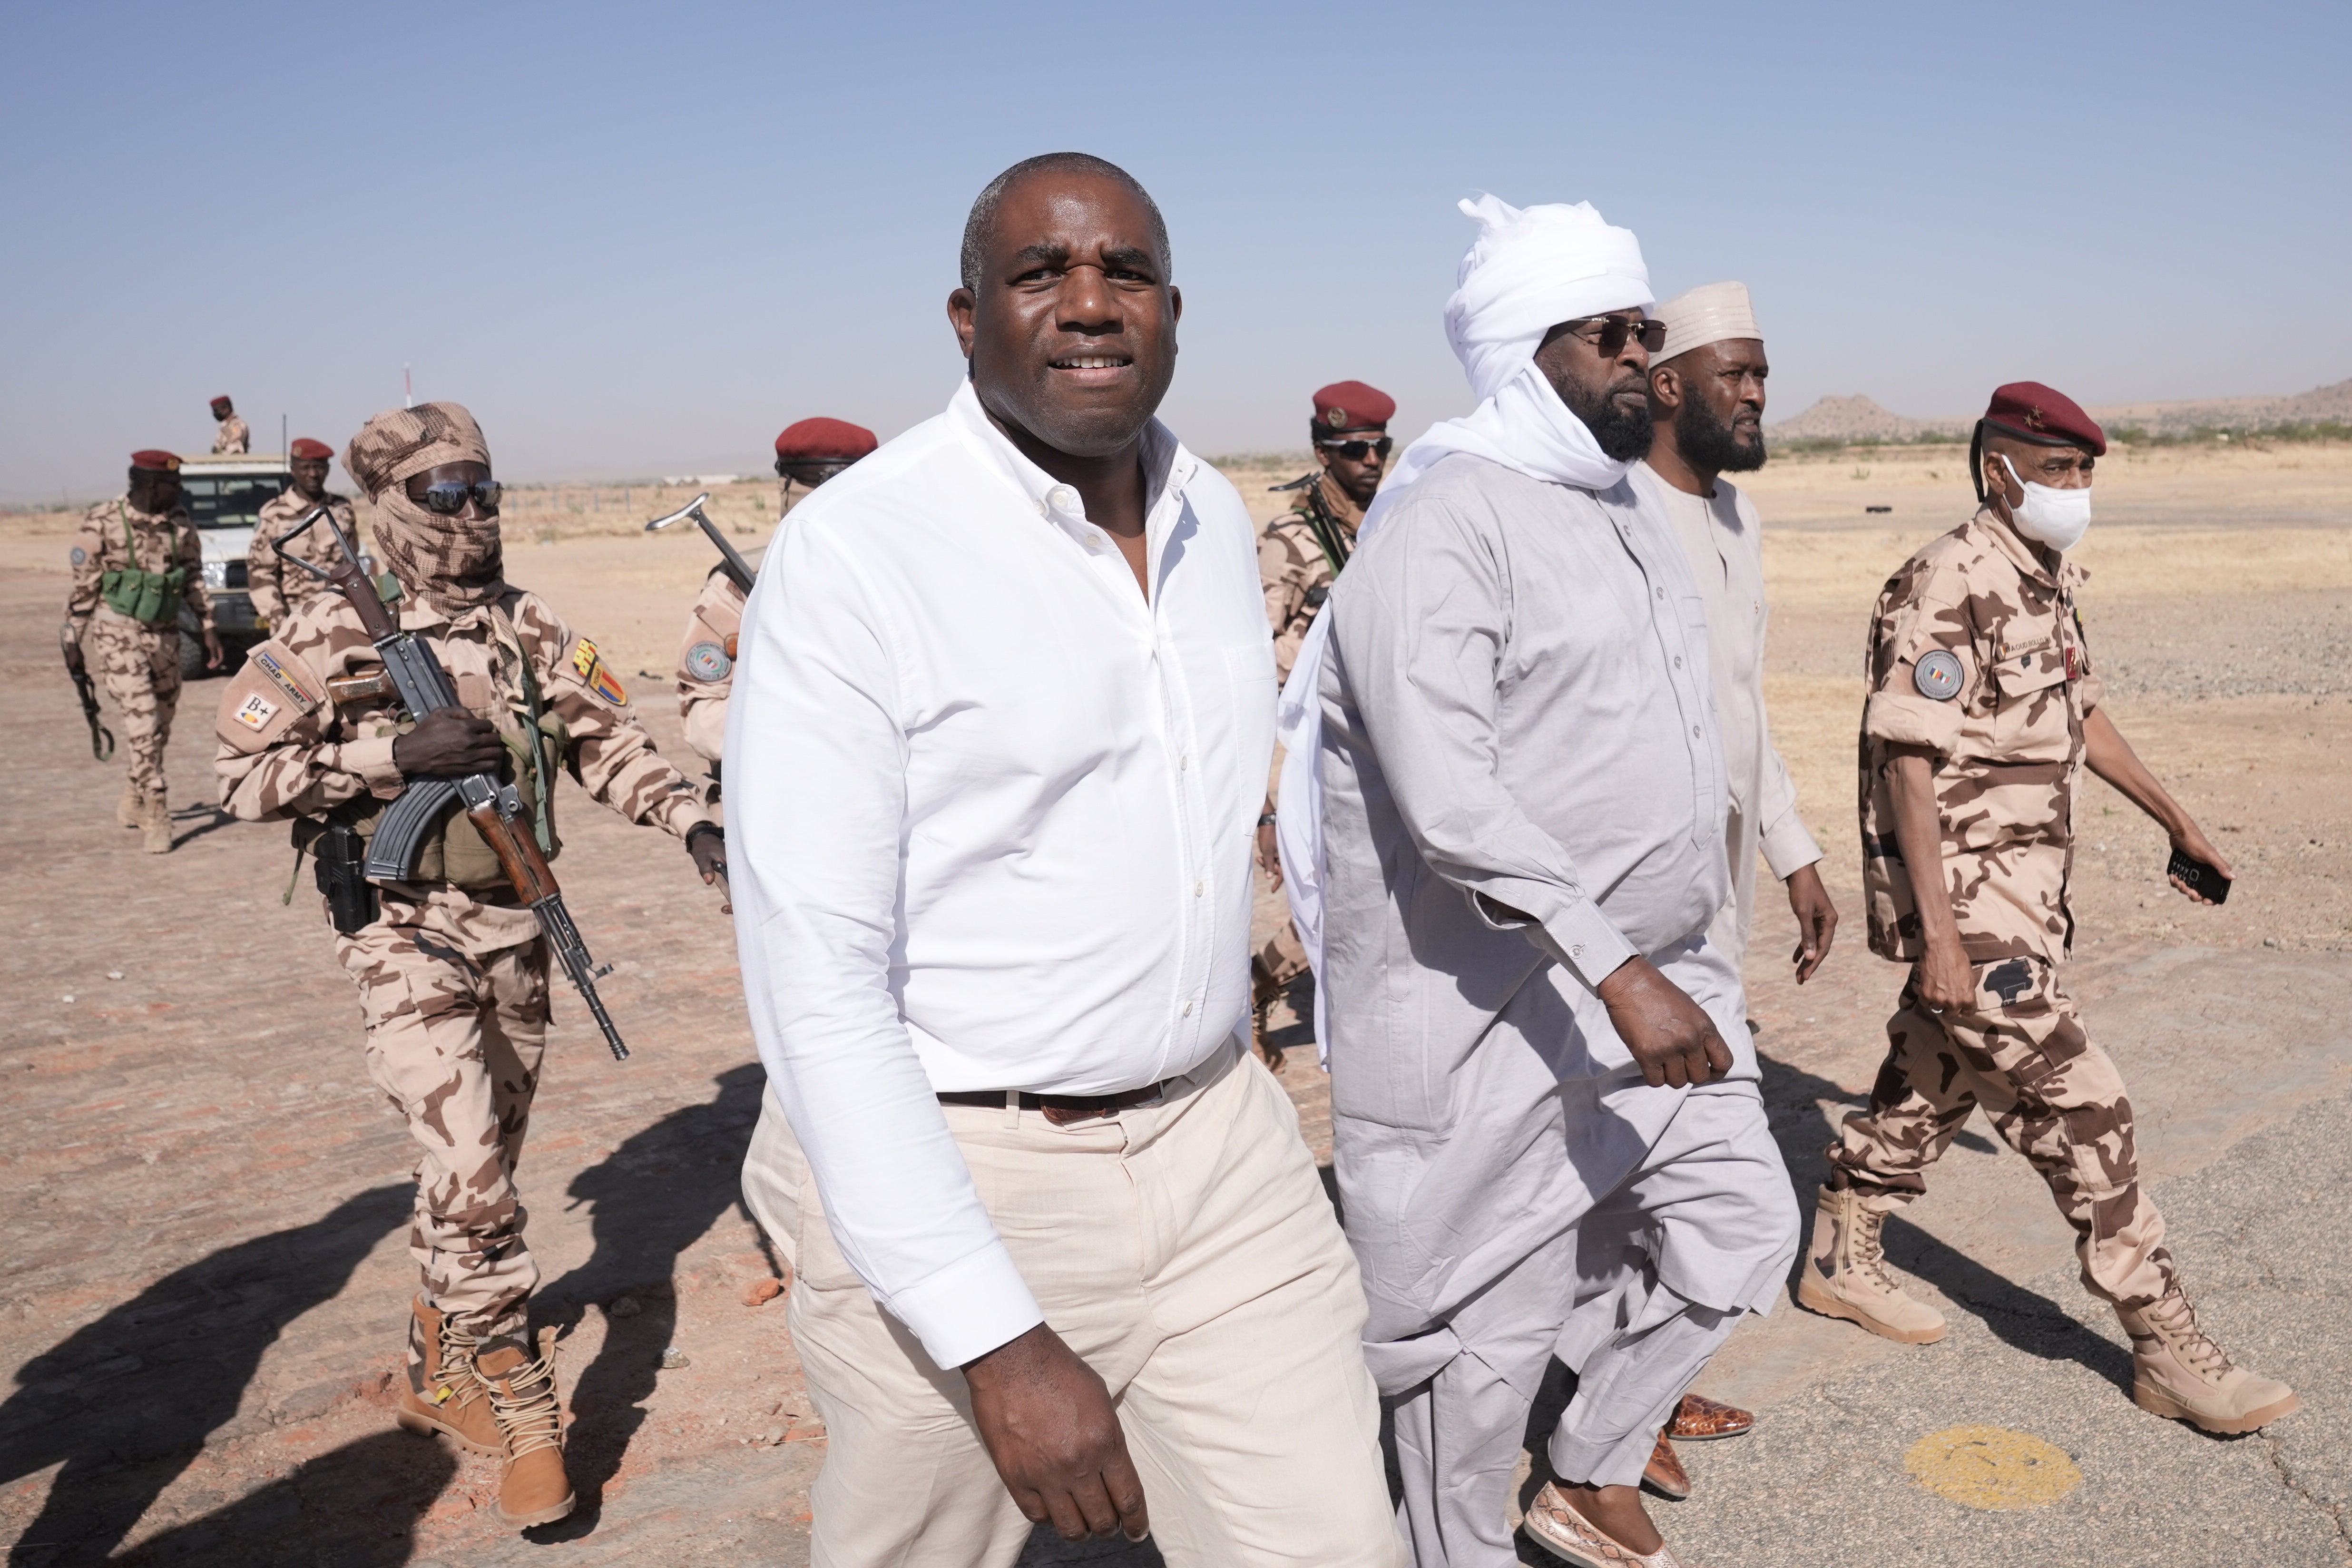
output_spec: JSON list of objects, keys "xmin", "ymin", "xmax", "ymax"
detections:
[{"xmin": 182, "ymin": 472, "xmax": 290, "ymax": 528}]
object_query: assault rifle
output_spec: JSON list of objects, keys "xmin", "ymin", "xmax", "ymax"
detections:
[
  {"xmin": 1269, "ymin": 472, "xmax": 1352, "ymax": 577},
  {"xmin": 272, "ymin": 507, "xmax": 630, "ymax": 1061},
  {"xmin": 643, "ymin": 491, "xmax": 757, "ymax": 594},
  {"xmin": 61, "ymin": 626, "xmax": 116, "ymax": 761}
]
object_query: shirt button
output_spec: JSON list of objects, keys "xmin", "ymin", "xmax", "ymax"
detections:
[
  {"xmin": 1193, "ymin": 881, "xmax": 1204, "ymax": 897},
  {"xmin": 1692, "ymin": 725, "xmax": 1702, "ymax": 737},
  {"xmin": 1673, "ymin": 655, "xmax": 1683, "ymax": 668},
  {"xmin": 1570, "ymin": 943, "xmax": 1584, "ymax": 959},
  {"xmin": 1182, "ymin": 1000, "xmax": 1194, "ymax": 1017},
  {"xmin": 1048, "ymin": 485, "xmax": 1079, "ymax": 513},
  {"xmin": 1179, "ymin": 753, "xmax": 1189, "ymax": 770},
  {"xmin": 1655, "ymin": 586, "xmax": 1666, "ymax": 600}
]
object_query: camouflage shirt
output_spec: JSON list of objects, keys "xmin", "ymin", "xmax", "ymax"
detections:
[
  {"xmin": 213, "ymin": 415, "xmax": 250, "ymax": 455},
  {"xmin": 1859, "ymin": 506, "xmax": 2102, "ymax": 965},
  {"xmin": 246, "ymin": 488, "xmax": 360, "ymax": 627},
  {"xmin": 676, "ymin": 565, "xmax": 746, "ymax": 765},
  {"xmin": 216, "ymin": 586, "xmax": 712, "ymax": 954},
  {"xmin": 65, "ymin": 496, "xmax": 209, "ymax": 630},
  {"xmin": 1257, "ymin": 471, "xmax": 1363, "ymax": 686}
]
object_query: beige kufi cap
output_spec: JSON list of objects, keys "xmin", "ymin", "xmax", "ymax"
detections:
[{"xmin": 1654, "ymin": 281, "xmax": 1761, "ymax": 363}]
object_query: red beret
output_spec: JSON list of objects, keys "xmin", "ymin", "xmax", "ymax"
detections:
[
  {"xmin": 130, "ymin": 449, "xmax": 181, "ymax": 473},
  {"xmin": 1982, "ymin": 381, "xmax": 2105, "ymax": 457},
  {"xmin": 210, "ymin": 395, "xmax": 233, "ymax": 411},
  {"xmin": 289, "ymin": 437, "xmax": 334, "ymax": 461},
  {"xmin": 775, "ymin": 417, "xmax": 878, "ymax": 462},
  {"xmin": 1312, "ymin": 381, "xmax": 1395, "ymax": 432}
]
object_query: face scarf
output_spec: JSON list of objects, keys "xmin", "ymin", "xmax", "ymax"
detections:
[
  {"xmin": 1274, "ymin": 193, "xmax": 1654, "ymax": 1056},
  {"xmin": 343, "ymin": 402, "xmax": 507, "ymax": 613}
]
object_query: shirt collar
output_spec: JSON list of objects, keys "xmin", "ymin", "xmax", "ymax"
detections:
[
  {"xmin": 1973, "ymin": 504, "xmax": 2061, "ymax": 588},
  {"xmin": 945, "ymin": 378, "xmax": 1194, "ymax": 544}
]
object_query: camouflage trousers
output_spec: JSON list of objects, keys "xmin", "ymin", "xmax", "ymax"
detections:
[
  {"xmin": 336, "ymin": 920, "xmax": 549, "ymax": 1344},
  {"xmin": 88, "ymin": 614, "xmax": 180, "ymax": 798},
  {"xmin": 1827, "ymin": 955, "xmax": 2177, "ymax": 1310}
]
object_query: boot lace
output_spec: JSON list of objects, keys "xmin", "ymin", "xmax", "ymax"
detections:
[
  {"xmin": 486, "ymin": 1329, "xmax": 566, "ymax": 1460},
  {"xmin": 1849, "ymin": 1205, "xmax": 1904, "ymax": 1294},
  {"xmin": 2145, "ymin": 1291, "xmax": 2233, "ymax": 1378},
  {"xmin": 433, "ymin": 1315, "xmax": 490, "ymax": 1411}
]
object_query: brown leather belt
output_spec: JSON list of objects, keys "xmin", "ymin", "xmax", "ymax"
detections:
[{"xmin": 938, "ymin": 1080, "xmax": 1171, "ymax": 1127}]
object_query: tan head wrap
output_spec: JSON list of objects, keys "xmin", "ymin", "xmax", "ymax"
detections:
[
  {"xmin": 343, "ymin": 402, "xmax": 504, "ymax": 612},
  {"xmin": 1653, "ymin": 281, "xmax": 1762, "ymax": 364}
]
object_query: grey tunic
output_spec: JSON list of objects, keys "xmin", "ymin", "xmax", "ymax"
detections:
[{"xmin": 1318, "ymin": 451, "xmax": 1759, "ymax": 1386}]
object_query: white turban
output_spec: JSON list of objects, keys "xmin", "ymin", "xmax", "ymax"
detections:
[
  {"xmin": 1654, "ymin": 280, "xmax": 1762, "ymax": 364},
  {"xmin": 1445, "ymin": 194, "xmax": 1654, "ymax": 402}
]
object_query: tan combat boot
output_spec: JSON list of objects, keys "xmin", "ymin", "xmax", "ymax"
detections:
[
  {"xmin": 139, "ymin": 792, "xmax": 173, "ymax": 854},
  {"xmin": 118, "ymin": 784, "xmax": 141, "ymax": 829},
  {"xmin": 477, "ymin": 1327, "xmax": 576, "ymax": 1528},
  {"xmin": 393, "ymin": 1296, "xmax": 503, "ymax": 1456},
  {"xmin": 2119, "ymin": 1288, "xmax": 2298, "ymax": 1434},
  {"xmin": 1796, "ymin": 1184, "xmax": 1948, "ymax": 1344}
]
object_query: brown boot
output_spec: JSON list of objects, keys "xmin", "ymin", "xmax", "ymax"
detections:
[
  {"xmin": 118, "ymin": 785, "xmax": 141, "ymax": 829},
  {"xmin": 2119, "ymin": 1288, "xmax": 2298, "ymax": 1434},
  {"xmin": 139, "ymin": 792, "xmax": 173, "ymax": 854},
  {"xmin": 393, "ymin": 1296, "xmax": 503, "ymax": 1457},
  {"xmin": 477, "ymin": 1327, "xmax": 576, "ymax": 1529},
  {"xmin": 1796, "ymin": 1184, "xmax": 1947, "ymax": 1343}
]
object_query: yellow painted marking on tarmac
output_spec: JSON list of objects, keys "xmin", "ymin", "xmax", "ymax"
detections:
[{"xmin": 1904, "ymin": 1425, "xmax": 2082, "ymax": 1510}]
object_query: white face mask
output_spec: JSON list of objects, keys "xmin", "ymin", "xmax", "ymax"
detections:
[{"xmin": 1999, "ymin": 454, "xmax": 2092, "ymax": 552}]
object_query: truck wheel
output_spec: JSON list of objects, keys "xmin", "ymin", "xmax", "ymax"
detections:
[{"xmin": 179, "ymin": 608, "xmax": 209, "ymax": 680}]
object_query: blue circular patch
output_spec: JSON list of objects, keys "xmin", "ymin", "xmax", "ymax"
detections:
[
  {"xmin": 1914, "ymin": 649, "xmax": 1965, "ymax": 701},
  {"xmin": 69, "ymin": 546, "xmax": 87, "ymax": 566},
  {"xmin": 686, "ymin": 641, "xmax": 732, "ymax": 683}
]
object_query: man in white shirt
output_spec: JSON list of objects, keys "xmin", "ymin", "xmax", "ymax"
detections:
[
  {"xmin": 727, "ymin": 152, "xmax": 1401, "ymax": 1567},
  {"xmin": 1633, "ymin": 281, "xmax": 1838, "ymax": 984}
]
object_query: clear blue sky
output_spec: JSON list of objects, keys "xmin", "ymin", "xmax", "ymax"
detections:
[{"xmin": 3, "ymin": 0, "xmax": 2345, "ymax": 499}]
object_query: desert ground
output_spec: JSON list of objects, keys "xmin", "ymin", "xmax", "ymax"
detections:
[{"xmin": 0, "ymin": 438, "xmax": 2346, "ymax": 1565}]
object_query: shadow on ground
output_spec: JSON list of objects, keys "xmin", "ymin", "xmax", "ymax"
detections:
[{"xmin": 0, "ymin": 1186, "xmax": 409, "ymax": 1566}]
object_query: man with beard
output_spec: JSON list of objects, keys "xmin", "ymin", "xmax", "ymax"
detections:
[
  {"xmin": 210, "ymin": 395, "xmax": 249, "ymax": 454},
  {"xmin": 214, "ymin": 402, "xmax": 725, "ymax": 1530},
  {"xmin": 675, "ymin": 416, "xmax": 876, "ymax": 771},
  {"xmin": 247, "ymin": 437, "xmax": 360, "ymax": 628},
  {"xmin": 729, "ymin": 153, "xmax": 1400, "ymax": 1565},
  {"xmin": 1296, "ymin": 197, "xmax": 1799, "ymax": 1566}
]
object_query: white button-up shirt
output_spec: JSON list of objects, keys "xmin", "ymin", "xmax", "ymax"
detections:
[{"xmin": 726, "ymin": 379, "xmax": 1276, "ymax": 1368}]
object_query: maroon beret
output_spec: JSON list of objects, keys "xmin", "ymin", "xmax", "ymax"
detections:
[
  {"xmin": 130, "ymin": 449, "xmax": 181, "ymax": 473},
  {"xmin": 210, "ymin": 395, "xmax": 234, "ymax": 412},
  {"xmin": 1313, "ymin": 380, "xmax": 1395, "ymax": 432},
  {"xmin": 289, "ymin": 437, "xmax": 334, "ymax": 461},
  {"xmin": 775, "ymin": 417, "xmax": 878, "ymax": 462},
  {"xmin": 1982, "ymin": 381, "xmax": 2105, "ymax": 456}
]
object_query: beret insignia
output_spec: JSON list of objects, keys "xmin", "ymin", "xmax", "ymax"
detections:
[
  {"xmin": 1325, "ymin": 406, "xmax": 1347, "ymax": 427},
  {"xmin": 1914, "ymin": 649, "xmax": 1965, "ymax": 701}
]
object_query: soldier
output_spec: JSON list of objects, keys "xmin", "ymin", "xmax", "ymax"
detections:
[
  {"xmin": 215, "ymin": 402, "xmax": 727, "ymax": 1529},
  {"xmin": 1806, "ymin": 381, "xmax": 2295, "ymax": 1435},
  {"xmin": 675, "ymin": 417, "xmax": 875, "ymax": 770},
  {"xmin": 248, "ymin": 437, "xmax": 359, "ymax": 630},
  {"xmin": 62, "ymin": 449, "xmax": 223, "ymax": 852},
  {"xmin": 1252, "ymin": 381, "xmax": 1392, "ymax": 1058},
  {"xmin": 210, "ymin": 395, "xmax": 249, "ymax": 455}
]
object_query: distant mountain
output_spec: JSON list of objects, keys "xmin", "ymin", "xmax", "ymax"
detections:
[{"xmin": 1766, "ymin": 378, "xmax": 2350, "ymax": 445}]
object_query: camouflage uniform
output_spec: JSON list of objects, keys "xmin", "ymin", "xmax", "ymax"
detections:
[
  {"xmin": 246, "ymin": 488, "xmax": 360, "ymax": 628},
  {"xmin": 216, "ymin": 588, "xmax": 711, "ymax": 1344},
  {"xmin": 213, "ymin": 414, "xmax": 250, "ymax": 455},
  {"xmin": 675, "ymin": 566, "xmax": 746, "ymax": 769},
  {"xmin": 66, "ymin": 497, "xmax": 209, "ymax": 799},
  {"xmin": 1830, "ymin": 505, "xmax": 2175, "ymax": 1309},
  {"xmin": 1253, "ymin": 471, "xmax": 1363, "ymax": 1006}
]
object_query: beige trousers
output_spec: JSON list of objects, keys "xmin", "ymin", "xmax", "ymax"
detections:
[{"xmin": 742, "ymin": 1045, "xmax": 1404, "ymax": 1568}]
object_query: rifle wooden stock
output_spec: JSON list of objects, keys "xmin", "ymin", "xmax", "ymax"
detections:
[{"xmin": 474, "ymin": 801, "xmax": 561, "ymax": 905}]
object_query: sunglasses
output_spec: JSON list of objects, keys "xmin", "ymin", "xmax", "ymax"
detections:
[
  {"xmin": 411, "ymin": 479, "xmax": 503, "ymax": 515},
  {"xmin": 1563, "ymin": 315, "xmax": 1668, "ymax": 355},
  {"xmin": 1318, "ymin": 436, "xmax": 1394, "ymax": 461}
]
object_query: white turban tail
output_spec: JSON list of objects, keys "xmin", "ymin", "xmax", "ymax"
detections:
[{"xmin": 1274, "ymin": 195, "xmax": 1654, "ymax": 1057}]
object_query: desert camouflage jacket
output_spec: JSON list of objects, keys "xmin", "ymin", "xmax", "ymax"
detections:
[
  {"xmin": 215, "ymin": 586, "xmax": 711, "ymax": 953},
  {"xmin": 1859, "ymin": 506, "xmax": 2102, "ymax": 965},
  {"xmin": 65, "ymin": 496, "xmax": 209, "ymax": 630},
  {"xmin": 675, "ymin": 565, "xmax": 745, "ymax": 766},
  {"xmin": 246, "ymin": 488, "xmax": 360, "ymax": 627},
  {"xmin": 213, "ymin": 415, "xmax": 250, "ymax": 454},
  {"xmin": 1257, "ymin": 470, "xmax": 1363, "ymax": 686}
]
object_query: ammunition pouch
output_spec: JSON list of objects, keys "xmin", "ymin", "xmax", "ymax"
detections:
[
  {"xmin": 297, "ymin": 719, "xmax": 561, "ymax": 891},
  {"xmin": 307, "ymin": 819, "xmax": 380, "ymax": 935},
  {"xmin": 98, "ymin": 503, "xmax": 187, "ymax": 627}
]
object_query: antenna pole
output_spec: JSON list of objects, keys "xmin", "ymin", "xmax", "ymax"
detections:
[{"xmin": 404, "ymin": 364, "xmax": 413, "ymax": 408}]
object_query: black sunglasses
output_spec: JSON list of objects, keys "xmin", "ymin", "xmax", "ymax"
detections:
[
  {"xmin": 1317, "ymin": 436, "xmax": 1394, "ymax": 461},
  {"xmin": 1563, "ymin": 315, "xmax": 1668, "ymax": 355},
  {"xmin": 412, "ymin": 479, "xmax": 503, "ymax": 515}
]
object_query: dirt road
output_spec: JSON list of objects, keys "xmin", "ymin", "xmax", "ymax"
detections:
[{"xmin": 1, "ymin": 442, "xmax": 2345, "ymax": 1564}]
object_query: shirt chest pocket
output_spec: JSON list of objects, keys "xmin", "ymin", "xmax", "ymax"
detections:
[{"xmin": 1990, "ymin": 639, "xmax": 2075, "ymax": 762}]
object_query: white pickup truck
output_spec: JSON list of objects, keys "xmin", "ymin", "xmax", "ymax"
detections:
[{"xmin": 174, "ymin": 452, "xmax": 292, "ymax": 678}]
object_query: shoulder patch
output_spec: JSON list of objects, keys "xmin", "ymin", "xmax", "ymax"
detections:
[
  {"xmin": 572, "ymin": 636, "xmax": 627, "ymax": 706},
  {"xmin": 685, "ymin": 641, "xmax": 732, "ymax": 683},
  {"xmin": 1914, "ymin": 649, "xmax": 1965, "ymax": 701},
  {"xmin": 69, "ymin": 546, "xmax": 86, "ymax": 566}
]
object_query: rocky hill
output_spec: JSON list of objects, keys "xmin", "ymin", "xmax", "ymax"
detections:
[{"xmin": 1767, "ymin": 378, "xmax": 2350, "ymax": 444}]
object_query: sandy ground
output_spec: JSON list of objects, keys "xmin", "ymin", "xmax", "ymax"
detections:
[{"xmin": 0, "ymin": 441, "xmax": 2344, "ymax": 1564}]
